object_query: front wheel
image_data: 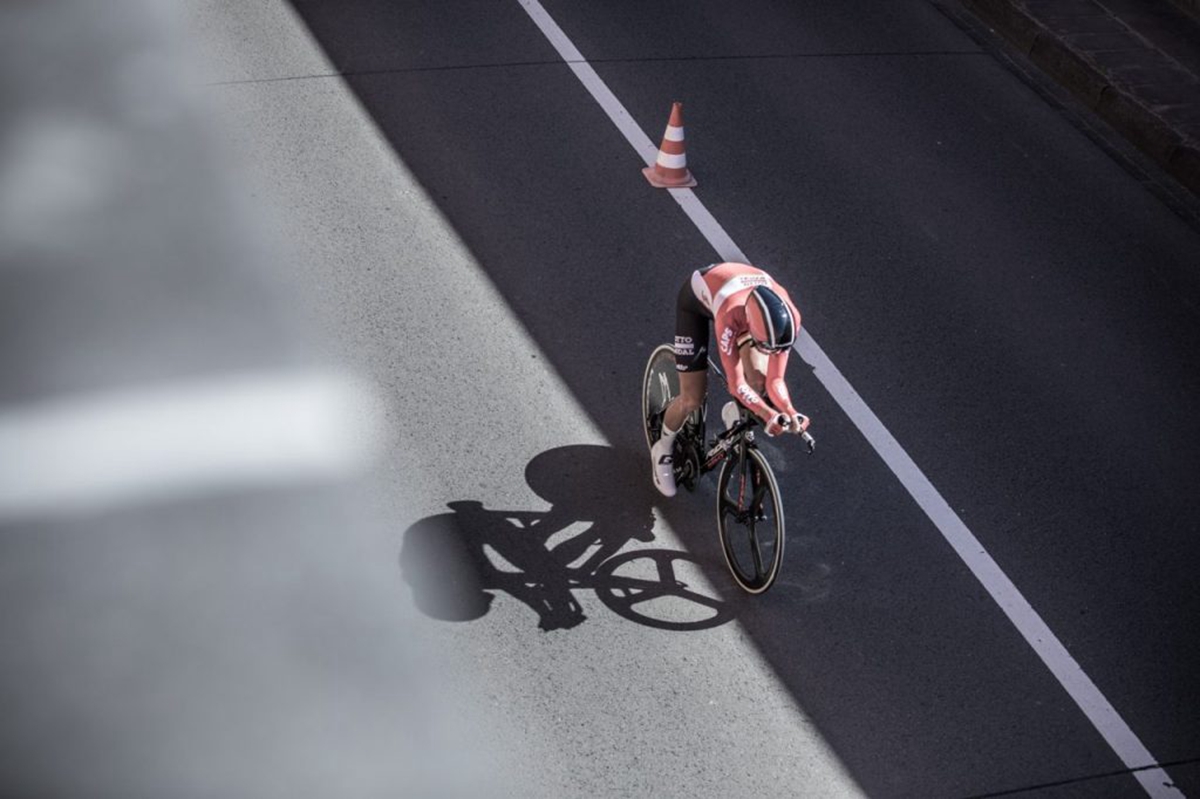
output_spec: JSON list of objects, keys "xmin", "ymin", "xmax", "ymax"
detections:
[{"xmin": 716, "ymin": 446, "xmax": 785, "ymax": 594}]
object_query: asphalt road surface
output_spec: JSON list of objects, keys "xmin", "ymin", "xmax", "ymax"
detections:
[{"xmin": 3, "ymin": 1, "xmax": 1199, "ymax": 797}]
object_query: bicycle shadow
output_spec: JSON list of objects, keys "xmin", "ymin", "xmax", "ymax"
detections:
[{"xmin": 399, "ymin": 445, "xmax": 734, "ymax": 632}]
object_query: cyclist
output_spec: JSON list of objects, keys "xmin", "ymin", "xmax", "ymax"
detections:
[{"xmin": 651, "ymin": 262, "xmax": 810, "ymax": 497}]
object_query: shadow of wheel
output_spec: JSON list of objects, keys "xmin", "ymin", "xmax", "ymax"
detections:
[{"xmin": 592, "ymin": 549, "xmax": 735, "ymax": 631}]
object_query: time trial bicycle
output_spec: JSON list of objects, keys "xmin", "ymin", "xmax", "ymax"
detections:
[{"xmin": 641, "ymin": 344, "xmax": 814, "ymax": 594}]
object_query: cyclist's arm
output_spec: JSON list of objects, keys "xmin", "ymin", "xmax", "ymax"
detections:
[
  {"xmin": 764, "ymin": 349, "xmax": 799, "ymax": 417},
  {"xmin": 765, "ymin": 349, "xmax": 810, "ymax": 433},
  {"xmin": 719, "ymin": 341, "xmax": 780, "ymax": 425},
  {"xmin": 715, "ymin": 311, "xmax": 787, "ymax": 424}
]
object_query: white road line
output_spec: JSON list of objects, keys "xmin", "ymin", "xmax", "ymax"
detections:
[
  {"xmin": 517, "ymin": 1, "xmax": 1183, "ymax": 796},
  {"xmin": 0, "ymin": 371, "xmax": 384, "ymax": 522}
]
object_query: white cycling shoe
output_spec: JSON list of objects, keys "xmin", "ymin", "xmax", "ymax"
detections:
[{"xmin": 650, "ymin": 435, "xmax": 677, "ymax": 497}]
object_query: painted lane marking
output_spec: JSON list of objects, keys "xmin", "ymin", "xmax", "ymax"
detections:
[
  {"xmin": 0, "ymin": 371, "xmax": 384, "ymax": 522},
  {"xmin": 516, "ymin": 1, "xmax": 1182, "ymax": 796}
]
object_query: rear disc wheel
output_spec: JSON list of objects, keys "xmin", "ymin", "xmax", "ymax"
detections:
[{"xmin": 642, "ymin": 344, "xmax": 679, "ymax": 452}]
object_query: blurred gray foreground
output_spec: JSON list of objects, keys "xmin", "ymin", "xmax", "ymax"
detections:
[{"xmin": 0, "ymin": 3, "xmax": 481, "ymax": 795}]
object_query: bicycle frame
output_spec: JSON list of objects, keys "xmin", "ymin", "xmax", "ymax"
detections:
[{"xmin": 699, "ymin": 413, "xmax": 758, "ymax": 474}]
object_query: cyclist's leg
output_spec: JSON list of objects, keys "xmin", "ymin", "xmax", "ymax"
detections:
[
  {"xmin": 664, "ymin": 371, "xmax": 706, "ymax": 432},
  {"xmin": 652, "ymin": 274, "xmax": 711, "ymax": 497},
  {"xmin": 664, "ymin": 272, "xmax": 711, "ymax": 427}
]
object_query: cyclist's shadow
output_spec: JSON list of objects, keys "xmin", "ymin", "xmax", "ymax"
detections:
[{"xmin": 399, "ymin": 445, "xmax": 733, "ymax": 632}]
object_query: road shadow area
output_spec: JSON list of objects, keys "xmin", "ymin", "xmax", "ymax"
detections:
[{"xmin": 399, "ymin": 444, "xmax": 734, "ymax": 632}]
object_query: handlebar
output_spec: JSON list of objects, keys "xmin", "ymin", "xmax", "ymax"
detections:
[
  {"xmin": 774, "ymin": 413, "xmax": 816, "ymax": 454},
  {"xmin": 721, "ymin": 410, "xmax": 816, "ymax": 454}
]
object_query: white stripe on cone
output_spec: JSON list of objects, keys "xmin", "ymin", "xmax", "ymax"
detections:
[{"xmin": 656, "ymin": 152, "xmax": 688, "ymax": 169}]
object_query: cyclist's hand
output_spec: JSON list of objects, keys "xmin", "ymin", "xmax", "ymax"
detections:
[
  {"xmin": 789, "ymin": 413, "xmax": 816, "ymax": 454},
  {"xmin": 765, "ymin": 414, "xmax": 788, "ymax": 437},
  {"xmin": 785, "ymin": 413, "xmax": 810, "ymax": 434}
]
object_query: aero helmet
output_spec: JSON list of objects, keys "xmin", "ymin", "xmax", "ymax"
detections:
[{"xmin": 745, "ymin": 286, "xmax": 796, "ymax": 352}]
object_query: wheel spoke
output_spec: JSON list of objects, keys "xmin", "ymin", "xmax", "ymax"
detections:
[
  {"xmin": 656, "ymin": 553, "xmax": 678, "ymax": 585},
  {"xmin": 752, "ymin": 484, "xmax": 769, "ymax": 519},
  {"xmin": 747, "ymin": 517, "xmax": 766, "ymax": 578}
]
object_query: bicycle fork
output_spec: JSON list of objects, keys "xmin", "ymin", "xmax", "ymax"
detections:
[{"xmin": 732, "ymin": 447, "xmax": 767, "ymax": 522}]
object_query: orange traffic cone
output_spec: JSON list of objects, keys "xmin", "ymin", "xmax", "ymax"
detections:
[{"xmin": 643, "ymin": 101, "xmax": 697, "ymax": 188}]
